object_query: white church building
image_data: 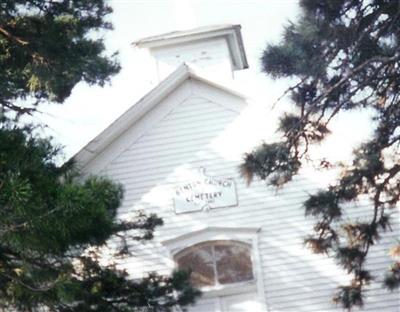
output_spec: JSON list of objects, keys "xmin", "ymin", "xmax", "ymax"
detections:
[{"xmin": 75, "ymin": 25, "xmax": 400, "ymax": 311}]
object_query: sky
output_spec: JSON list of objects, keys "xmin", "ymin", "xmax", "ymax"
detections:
[
  {"xmin": 35, "ymin": 0, "xmax": 300, "ymax": 160},
  {"xmin": 33, "ymin": 0, "xmax": 373, "ymax": 164}
]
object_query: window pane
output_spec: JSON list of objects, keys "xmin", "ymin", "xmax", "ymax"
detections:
[
  {"xmin": 176, "ymin": 245, "xmax": 215, "ymax": 287},
  {"xmin": 215, "ymin": 244, "xmax": 253, "ymax": 284}
]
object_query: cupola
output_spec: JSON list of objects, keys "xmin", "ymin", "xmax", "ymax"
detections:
[{"xmin": 133, "ymin": 24, "xmax": 248, "ymax": 81}]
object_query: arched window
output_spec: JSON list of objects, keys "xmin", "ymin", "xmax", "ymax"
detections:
[
  {"xmin": 164, "ymin": 227, "xmax": 267, "ymax": 311},
  {"xmin": 174, "ymin": 241, "xmax": 254, "ymax": 288}
]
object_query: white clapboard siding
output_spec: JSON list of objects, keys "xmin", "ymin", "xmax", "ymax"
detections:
[{"xmin": 84, "ymin": 77, "xmax": 400, "ymax": 311}]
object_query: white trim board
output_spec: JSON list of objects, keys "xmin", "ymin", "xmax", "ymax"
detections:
[
  {"xmin": 133, "ymin": 24, "xmax": 248, "ymax": 71},
  {"xmin": 162, "ymin": 226, "xmax": 268, "ymax": 311}
]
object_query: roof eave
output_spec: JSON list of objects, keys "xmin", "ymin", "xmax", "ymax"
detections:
[
  {"xmin": 133, "ymin": 24, "xmax": 248, "ymax": 70},
  {"xmin": 73, "ymin": 64, "xmax": 248, "ymax": 169}
]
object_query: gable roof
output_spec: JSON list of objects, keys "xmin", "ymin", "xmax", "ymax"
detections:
[{"xmin": 73, "ymin": 63, "xmax": 248, "ymax": 169}]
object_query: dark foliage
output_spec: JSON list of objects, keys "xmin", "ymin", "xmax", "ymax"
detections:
[
  {"xmin": 0, "ymin": 123, "xmax": 200, "ymax": 311},
  {"xmin": 0, "ymin": 0, "xmax": 120, "ymax": 115},
  {"xmin": 242, "ymin": 0, "xmax": 400, "ymax": 309},
  {"xmin": 0, "ymin": 1, "xmax": 200, "ymax": 310}
]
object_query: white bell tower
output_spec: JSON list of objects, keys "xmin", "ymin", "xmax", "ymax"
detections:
[{"xmin": 133, "ymin": 24, "xmax": 248, "ymax": 82}]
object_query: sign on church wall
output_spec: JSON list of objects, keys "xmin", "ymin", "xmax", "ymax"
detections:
[{"xmin": 173, "ymin": 169, "xmax": 238, "ymax": 214}]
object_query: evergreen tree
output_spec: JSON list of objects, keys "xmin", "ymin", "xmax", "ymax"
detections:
[
  {"xmin": 241, "ymin": 0, "xmax": 400, "ymax": 309},
  {"xmin": 0, "ymin": 1, "xmax": 199, "ymax": 310}
]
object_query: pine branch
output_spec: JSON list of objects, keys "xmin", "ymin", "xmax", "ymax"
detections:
[
  {"xmin": 270, "ymin": 77, "xmax": 308, "ymax": 109},
  {"xmin": 0, "ymin": 100, "xmax": 37, "ymax": 116},
  {"xmin": 0, "ymin": 271, "xmax": 59, "ymax": 293},
  {"xmin": 0, "ymin": 26, "xmax": 29, "ymax": 45}
]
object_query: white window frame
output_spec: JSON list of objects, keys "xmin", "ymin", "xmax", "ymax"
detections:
[{"xmin": 162, "ymin": 226, "xmax": 267, "ymax": 310}]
